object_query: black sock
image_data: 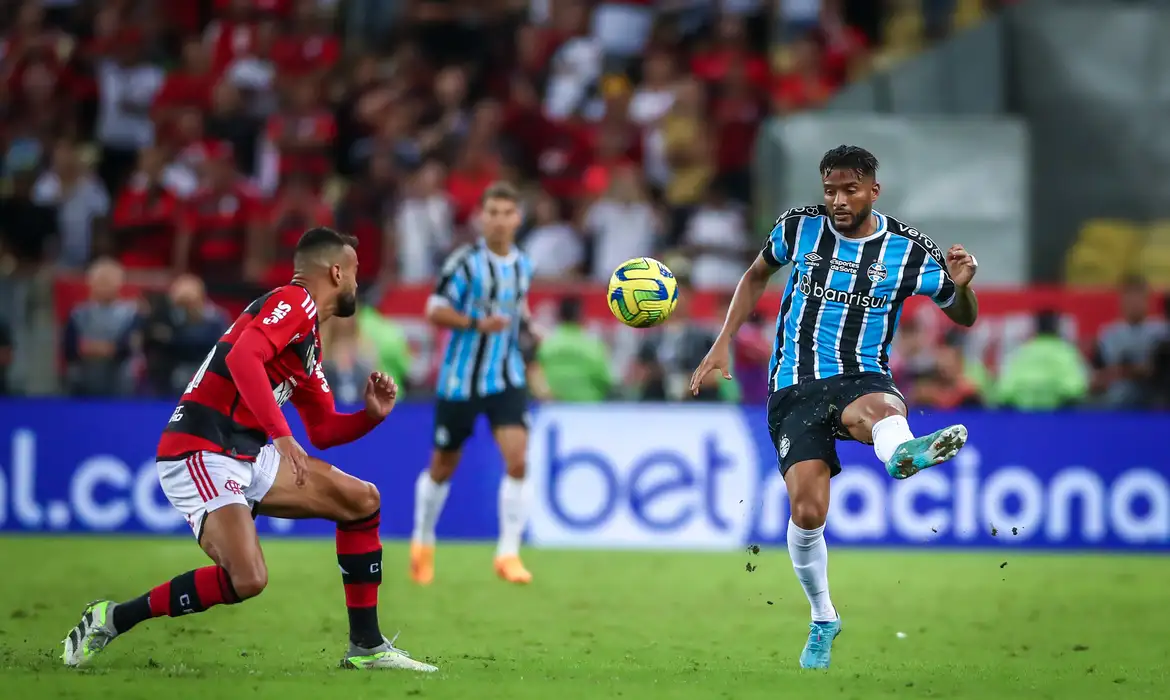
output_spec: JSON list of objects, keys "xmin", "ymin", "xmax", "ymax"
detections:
[
  {"xmin": 112, "ymin": 594, "xmax": 151, "ymax": 634},
  {"xmin": 346, "ymin": 607, "xmax": 382, "ymax": 649},
  {"xmin": 337, "ymin": 510, "xmax": 384, "ymax": 649}
]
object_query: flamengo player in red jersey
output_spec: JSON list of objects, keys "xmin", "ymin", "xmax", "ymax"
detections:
[{"xmin": 60, "ymin": 227, "xmax": 437, "ymax": 672}]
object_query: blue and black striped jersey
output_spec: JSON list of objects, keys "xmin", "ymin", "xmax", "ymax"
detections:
[
  {"xmin": 763, "ymin": 204, "xmax": 957, "ymax": 392},
  {"xmin": 431, "ymin": 241, "xmax": 535, "ymax": 401}
]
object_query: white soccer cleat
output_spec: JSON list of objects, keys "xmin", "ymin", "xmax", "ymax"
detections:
[
  {"xmin": 340, "ymin": 633, "xmax": 439, "ymax": 672},
  {"xmin": 61, "ymin": 600, "xmax": 118, "ymax": 668}
]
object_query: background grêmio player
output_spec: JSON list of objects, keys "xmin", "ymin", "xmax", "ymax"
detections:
[
  {"xmin": 409, "ymin": 182, "xmax": 537, "ymax": 586},
  {"xmin": 690, "ymin": 146, "xmax": 979, "ymax": 670},
  {"xmin": 61, "ymin": 228, "xmax": 437, "ymax": 673}
]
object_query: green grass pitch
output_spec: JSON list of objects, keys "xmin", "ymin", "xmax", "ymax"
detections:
[{"xmin": 1, "ymin": 537, "xmax": 1167, "ymax": 699}]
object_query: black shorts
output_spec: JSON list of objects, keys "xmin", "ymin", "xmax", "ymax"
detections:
[
  {"xmin": 766, "ymin": 372, "xmax": 905, "ymax": 478},
  {"xmin": 433, "ymin": 387, "xmax": 529, "ymax": 451}
]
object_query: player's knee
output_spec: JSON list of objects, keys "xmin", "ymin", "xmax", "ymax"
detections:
[
  {"xmin": 429, "ymin": 452, "xmax": 459, "ymax": 483},
  {"xmin": 227, "ymin": 560, "xmax": 268, "ymax": 600},
  {"xmin": 790, "ymin": 498, "xmax": 828, "ymax": 530},
  {"xmin": 350, "ymin": 480, "xmax": 380, "ymax": 519}
]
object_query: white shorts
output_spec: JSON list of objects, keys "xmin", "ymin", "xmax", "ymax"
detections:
[{"xmin": 157, "ymin": 444, "xmax": 282, "ymax": 540}]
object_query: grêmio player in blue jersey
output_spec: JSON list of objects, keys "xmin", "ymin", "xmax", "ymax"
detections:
[{"xmin": 691, "ymin": 145, "xmax": 979, "ymax": 670}]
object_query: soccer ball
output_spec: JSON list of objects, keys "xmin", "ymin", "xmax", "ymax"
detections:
[{"xmin": 607, "ymin": 257, "xmax": 679, "ymax": 328}]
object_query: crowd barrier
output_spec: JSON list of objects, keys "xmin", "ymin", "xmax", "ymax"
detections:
[{"xmin": 0, "ymin": 400, "xmax": 1166, "ymax": 551}]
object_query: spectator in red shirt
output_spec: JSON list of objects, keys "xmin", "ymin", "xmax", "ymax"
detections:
[
  {"xmin": 771, "ymin": 36, "xmax": 835, "ymax": 114},
  {"xmin": 205, "ymin": 0, "xmax": 259, "ymax": 74},
  {"xmin": 272, "ymin": 0, "xmax": 341, "ymax": 79},
  {"xmin": 152, "ymin": 38, "xmax": 216, "ymax": 135},
  {"xmin": 259, "ymin": 78, "xmax": 336, "ymax": 195},
  {"xmin": 111, "ymin": 147, "xmax": 183, "ymax": 270},
  {"xmin": 175, "ymin": 142, "xmax": 265, "ymax": 283},
  {"xmin": 261, "ymin": 172, "xmax": 335, "ymax": 286},
  {"xmin": 690, "ymin": 15, "xmax": 770, "ymax": 91},
  {"xmin": 335, "ymin": 152, "xmax": 397, "ymax": 286},
  {"xmin": 712, "ymin": 57, "xmax": 767, "ymax": 202},
  {"xmin": 447, "ymin": 143, "xmax": 500, "ymax": 225}
]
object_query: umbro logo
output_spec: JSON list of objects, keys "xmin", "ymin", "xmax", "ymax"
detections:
[{"xmin": 804, "ymin": 252, "xmax": 823, "ymax": 265}]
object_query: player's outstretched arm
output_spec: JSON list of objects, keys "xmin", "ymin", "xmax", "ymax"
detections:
[{"xmin": 690, "ymin": 253, "xmax": 778, "ymax": 395}]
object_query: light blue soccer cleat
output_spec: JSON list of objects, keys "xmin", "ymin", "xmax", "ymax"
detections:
[
  {"xmin": 885, "ymin": 425, "xmax": 968, "ymax": 480},
  {"xmin": 799, "ymin": 618, "xmax": 842, "ymax": 669}
]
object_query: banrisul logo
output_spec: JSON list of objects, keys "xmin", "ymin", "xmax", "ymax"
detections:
[
  {"xmin": 799, "ymin": 273, "xmax": 888, "ymax": 309},
  {"xmin": 527, "ymin": 406, "xmax": 757, "ymax": 549}
]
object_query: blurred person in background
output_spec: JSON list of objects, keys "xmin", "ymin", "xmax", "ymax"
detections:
[
  {"xmin": 911, "ymin": 339, "xmax": 983, "ymax": 410},
  {"xmin": 0, "ymin": 138, "xmax": 57, "ymax": 272},
  {"xmin": 1090, "ymin": 275, "xmax": 1168, "ymax": 408},
  {"xmin": 683, "ymin": 179, "xmax": 752, "ymax": 291},
  {"xmin": 110, "ymin": 146, "xmax": 182, "ymax": 270},
  {"xmin": 585, "ymin": 164, "xmax": 660, "ymax": 283},
  {"xmin": 62, "ymin": 257, "xmax": 139, "ymax": 397},
  {"xmin": 771, "ymin": 34, "xmax": 834, "ymax": 114},
  {"xmin": 356, "ymin": 299, "xmax": 414, "ymax": 397},
  {"xmin": 712, "ymin": 58, "xmax": 767, "ymax": 202},
  {"xmin": 733, "ymin": 306, "xmax": 772, "ymax": 405},
  {"xmin": 335, "ymin": 152, "xmax": 397, "ymax": 286},
  {"xmin": 661, "ymin": 78, "xmax": 713, "ymax": 244},
  {"xmin": 889, "ymin": 316, "xmax": 936, "ymax": 396},
  {"xmin": 536, "ymin": 296, "xmax": 612, "ymax": 402},
  {"xmin": 140, "ymin": 274, "xmax": 230, "ymax": 397},
  {"xmin": 151, "ymin": 37, "xmax": 216, "ymax": 139},
  {"xmin": 261, "ymin": 172, "xmax": 335, "ymax": 287},
  {"xmin": 95, "ymin": 28, "xmax": 164, "ymax": 196},
  {"xmin": 32, "ymin": 140, "xmax": 110, "ymax": 269},
  {"xmin": 1148, "ymin": 293, "xmax": 1170, "ymax": 409},
  {"xmin": 521, "ymin": 190, "xmax": 584, "ymax": 279},
  {"xmin": 542, "ymin": 1, "xmax": 602, "ymax": 120},
  {"xmin": 175, "ymin": 142, "xmax": 266, "ymax": 284},
  {"xmin": 259, "ymin": 77, "xmax": 336, "ymax": 196},
  {"xmin": 204, "ymin": 81, "xmax": 263, "ymax": 179},
  {"xmin": 393, "ymin": 159, "xmax": 454, "ymax": 283},
  {"xmin": 632, "ymin": 276, "xmax": 721, "ymax": 402},
  {"xmin": 995, "ymin": 310, "xmax": 1089, "ymax": 411},
  {"xmin": 321, "ymin": 315, "xmax": 379, "ymax": 406}
]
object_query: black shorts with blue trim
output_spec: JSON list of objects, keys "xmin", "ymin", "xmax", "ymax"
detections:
[{"xmin": 766, "ymin": 371, "xmax": 905, "ymax": 478}]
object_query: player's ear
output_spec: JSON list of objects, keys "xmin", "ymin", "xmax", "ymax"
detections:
[{"xmin": 871, "ymin": 181, "xmax": 881, "ymax": 201}]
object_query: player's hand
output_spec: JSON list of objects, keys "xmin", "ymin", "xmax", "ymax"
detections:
[
  {"xmin": 273, "ymin": 435, "xmax": 311, "ymax": 488},
  {"xmin": 364, "ymin": 371, "xmax": 398, "ymax": 421},
  {"xmin": 477, "ymin": 315, "xmax": 510, "ymax": 333},
  {"xmin": 690, "ymin": 339, "xmax": 733, "ymax": 396},
  {"xmin": 946, "ymin": 244, "xmax": 978, "ymax": 287}
]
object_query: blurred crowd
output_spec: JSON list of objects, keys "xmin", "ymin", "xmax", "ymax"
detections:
[{"xmin": 0, "ymin": 0, "xmax": 1093, "ymax": 408}]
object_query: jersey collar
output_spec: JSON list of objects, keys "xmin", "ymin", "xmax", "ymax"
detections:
[
  {"xmin": 826, "ymin": 210, "xmax": 888, "ymax": 243},
  {"xmin": 478, "ymin": 238, "xmax": 519, "ymax": 264}
]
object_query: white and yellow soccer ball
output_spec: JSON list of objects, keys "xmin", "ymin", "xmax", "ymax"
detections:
[{"xmin": 606, "ymin": 256, "xmax": 679, "ymax": 328}]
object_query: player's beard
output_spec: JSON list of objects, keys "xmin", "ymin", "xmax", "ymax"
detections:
[
  {"xmin": 836, "ymin": 205, "xmax": 871, "ymax": 233},
  {"xmin": 335, "ymin": 291, "xmax": 358, "ymax": 318}
]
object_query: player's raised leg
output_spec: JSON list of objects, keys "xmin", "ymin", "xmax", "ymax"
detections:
[
  {"xmin": 259, "ymin": 454, "xmax": 437, "ymax": 672},
  {"xmin": 785, "ymin": 459, "xmax": 843, "ymax": 669},
  {"xmin": 62, "ymin": 499, "xmax": 264, "ymax": 667},
  {"xmin": 841, "ymin": 392, "xmax": 967, "ymax": 479},
  {"xmin": 492, "ymin": 423, "xmax": 532, "ymax": 584}
]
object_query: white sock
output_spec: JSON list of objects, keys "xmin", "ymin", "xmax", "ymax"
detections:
[
  {"xmin": 412, "ymin": 471, "xmax": 450, "ymax": 545},
  {"xmin": 871, "ymin": 415, "xmax": 915, "ymax": 463},
  {"xmin": 496, "ymin": 475, "xmax": 529, "ymax": 557},
  {"xmin": 787, "ymin": 520, "xmax": 837, "ymax": 622}
]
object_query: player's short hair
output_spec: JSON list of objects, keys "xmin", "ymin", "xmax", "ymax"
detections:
[
  {"xmin": 819, "ymin": 145, "xmax": 879, "ymax": 180},
  {"xmin": 481, "ymin": 181, "xmax": 520, "ymax": 205},
  {"xmin": 294, "ymin": 227, "xmax": 358, "ymax": 268}
]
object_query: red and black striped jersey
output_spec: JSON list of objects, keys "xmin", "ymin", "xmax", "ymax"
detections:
[{"xmin": 157, "ymin": 284, "xmax": 327, "ymax": 460}]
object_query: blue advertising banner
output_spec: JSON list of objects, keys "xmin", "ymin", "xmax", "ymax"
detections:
[{"xmin": 0, "ymin": 399, "xmax": 1166, "ymax": 550}]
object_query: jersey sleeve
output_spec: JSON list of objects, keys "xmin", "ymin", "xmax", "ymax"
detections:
[
  {"xmin": 249, "ymin": 286, "xmax": 317, "ymax": 351},
  {"xmin": 290, "ymin": 360, "xmax": 380, "ymax": 449},
  {"xmin": 918, "ymin": 247, "xmax": 958, "ymax": 308},
  {"xmin": 432, "ymin": 247, "xmax": 473, "ymax": 308},
  {"xmin": 760, "ymin": 210, "xmax": 803, "ymax": 267}
]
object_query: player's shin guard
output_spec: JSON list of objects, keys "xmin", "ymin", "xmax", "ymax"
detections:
[
  {"xmin": 337, "ymin": 509, "xmax": 384, "ymax": 649},
  {"xmin": 111, "ymin": 566, "xmax": 241, "ymax": 634}
]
